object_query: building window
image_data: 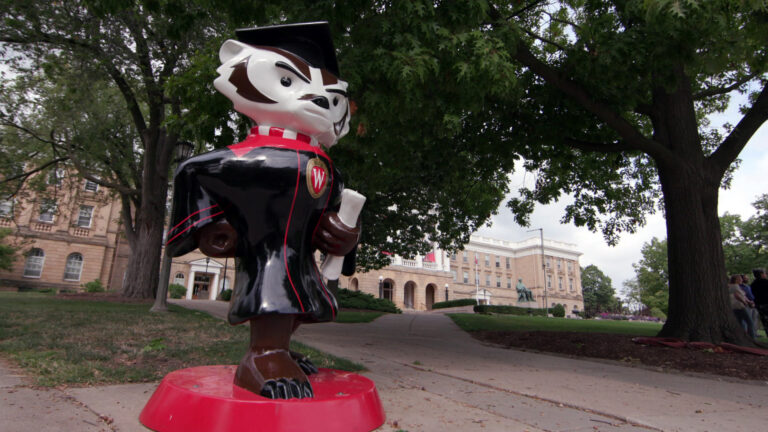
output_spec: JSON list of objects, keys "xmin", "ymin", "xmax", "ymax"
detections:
[
  {"xmin": 84, "ymin": 179, "xmax": 99, "ymax": 192},
  {"xmin": 76, "ymin": 205, "xmax": 94, "ymax": 228},
  {"xmin": 557, "ymin": 259, "xmax": 561, "ymax": 270},
  {"xmin": 506, "ymin": 257, "xmax": 510, "ymax": 269},
  {"xmin": 507, "ymin": 277, "xmax": 512, "ymax": 288},
  {"xmin": 485, "ymin": 274, "xmax": 490, "ymax": 286},
  {"xmin": 48, "ymin": 168, "xmax": 64, "ymax": 186},
  {"xmin": 463, "ymin": 272, "xmax": 469, "ymax": 284},
  {"xmin": 546, "ymin": 257, "xmax": 551, "ymax": 268},
  {"xmin": 451, "ymin": 270, "xmax": 457, "ymax": 281},
  {"xmin": 568, "ymin": 261, "xmax": 573, "ymax": 272},
  {"xmin": 382, "ymin": 280, "xmax": 393, "ymax": 301},
  {"xmin": 569, "ymin": 278, "xmax": 574, "ymax": 292},
  {"xmin": 495, "ymin": 256, "xmax": 500, "ymax": 267},
  {"xmin": 547, "ymin": 275, "xmax": 552, "ymax": 288},
  {"xmin": 484, "ymin": 254, "xmax": 490, "ymax": 266},
  {"xmin": 38, "ymin": 199, "xmax": 57, "ymax": 223},
  {"xmin": 559, "ymin": 277, "xmax": 563, "ymax": 290},
  {"xmin": 23, "ymin": 248, "xmax": 45, "ymax": 278},
  {"xmin": 173, "ymin": 272, "xmax": 185, "ymax": 285},
  {"xmin": 451, "ymin": 252, "xmax": 457, "ymax": 261},
  {"xmin": 462, "ymin": 251, "xmax": 468, "ymax": 262},
  {"xmin": 496, "ymin": 276, "xmax": 501, "ymax": 288},
  {"xmin": 63, "ymin": 253, "xmax": 84, "ymax": 281},
  {"xmin": 0, "ymin": 200, "xmax": 12, "ymax": 218}
]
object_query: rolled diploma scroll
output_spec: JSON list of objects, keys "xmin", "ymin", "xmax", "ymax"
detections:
[{"xmin": 320, "ymin": 189, "xmax": 366, "ymax": 280}]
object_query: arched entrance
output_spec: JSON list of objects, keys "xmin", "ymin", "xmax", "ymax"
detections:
[
  {"xmin": 350, "ymin": 278, "xmax": 359, "ymax": 291},
  {"xmin": 426, "ymin": 284, "xmax": 436, "ymax": 310},
  {"xmin": 404, "ymin": 281, "xmax": 416, "ymax": 309}
]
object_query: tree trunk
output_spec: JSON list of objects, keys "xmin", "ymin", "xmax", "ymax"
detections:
[
  {"xmin": 655, "ymin": 164, "xmax": 750, "ymax": 344},
  {"xmin": 121, "ymin": 131, "xmax": 173, "ymax": 299}
]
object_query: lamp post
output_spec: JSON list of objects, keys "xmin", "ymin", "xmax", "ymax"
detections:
[
  {"xmin": 378, "ymin": 275, "xmax": 384, "ymax": 299},
  {"xmin": 527, "ymin": 228, "xmax": 548, "ymax": 318},
  {"xmin": 151, "ymin": 141, "xmax": 195, "ymax": 312},
  {"xmin": 444, "ymin": 283, "xmax": 449, "ymax": 302}
]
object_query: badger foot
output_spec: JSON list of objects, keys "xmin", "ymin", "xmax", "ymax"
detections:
[
  {"xmin": 290, "ymin": 350, "xmax": 319, "ymax": 375},
  {"xmin": 234, "ymin": 349, "xmax": 313, "ymax": 399}
]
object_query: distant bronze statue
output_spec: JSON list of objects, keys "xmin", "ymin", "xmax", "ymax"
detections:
[
  {"xmin": 165, "ymin": 22, "xmax": 363, "ymax": 400},
  {"xmin": 516, "ymin": 278, "xmax": 534, "ymax": 302}
]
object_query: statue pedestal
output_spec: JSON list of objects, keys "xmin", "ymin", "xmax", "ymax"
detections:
[
  {"xmin": 140, "ymin": 365, "xmax": 385, "ymax": 432},
  {"xmin": 516, "ymin": 300, "xmax": 537, "ymax": 309}
]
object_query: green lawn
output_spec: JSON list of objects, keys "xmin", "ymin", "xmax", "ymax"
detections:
[
  {"xmin": 448, "ymin": 313, "xmax": 664, "ymax": 336},
  {"xmin": 335, "ymin": 310, "xmax": 385, "ymax": 323},
  {"xmin": 0, "ymin": 292, "xmax": 363, "ymax": 387}
]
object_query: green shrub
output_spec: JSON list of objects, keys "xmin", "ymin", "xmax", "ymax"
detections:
[
  {"xmin": 432, "ymin": 299, "xmax": 477, "ymax": 309},
  {"xmin": 473, "ymin": 305, "xmax": 547, "ymax": 316},
  {"xmin": 552, "ymin": 304, "xmax": 566, "ymax": 318},
  {"xmin": 82, "ymin": 279, "xmax": 105, "ymax": 293},
  {"xmin": 169, "ymin": 283, "xmax": 186, "ymax": 299},
  {"xmin": 649, "ymin": 307, "xmax": 667, "ymax": 320},
  {"xmin": 218, "ymin": 289, "xmax": 232, "ymax": 301},
  {"xmin": 336, "ymin": 288, "xmax": 401, "ymax": 313}
]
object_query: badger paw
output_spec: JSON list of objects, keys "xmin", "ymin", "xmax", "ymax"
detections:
[
  {"xmin": 290, "ymin": 351, "xmax": 319, "ymax": 375},
  {"xmin": 260, "ymin": 378, "xmax": 314, "ymax": 399}
]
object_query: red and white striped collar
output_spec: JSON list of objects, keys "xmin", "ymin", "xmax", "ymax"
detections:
[{"xmin": 250, "ymin": 125, "xmax": 319, "ymax": 148}]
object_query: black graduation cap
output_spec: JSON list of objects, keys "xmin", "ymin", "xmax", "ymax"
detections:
[{"xmin": 235, "ymin": 22, "xmax": 340, "ymax": 77}]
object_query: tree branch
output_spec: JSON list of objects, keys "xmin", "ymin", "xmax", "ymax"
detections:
[
  {"xmin": 564, "ymin": 138, "xmax": 633, "ymax": 153},
  {"xmin": 511, "ymin": 40, "xmax": 673, "ymax": 162},
  {"xmin": 693, "ymin": 73, "xmax": 760, "ymax": 100},
  {"xmin": 709, "ymin": 81, "xmax": 768, "ymax": 174},
  {"xmin": 521, "ymin": 27, "xmax": 567, "ymax": 52},
  {"xmin": 0, "ymin": 157, "xmax": 69, "ymax": 185}
]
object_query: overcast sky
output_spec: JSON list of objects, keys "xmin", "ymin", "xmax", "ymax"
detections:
[{"xmin": 478, "ymin": 98, "xmax": 768, "ymax": 296}]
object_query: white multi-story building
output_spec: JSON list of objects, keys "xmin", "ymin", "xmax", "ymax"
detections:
[{"xmin": 341, "ymin": 235, "xmax": 584, "ymax": 316}]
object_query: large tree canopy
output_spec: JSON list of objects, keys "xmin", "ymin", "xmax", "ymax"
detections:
[
  {"xmin": 0, "ymin": 0, "xmax": 269, "ymax": 298},
  {"xmin": 301, "ymin": 0, "xmax": 767, "ymax": 343}
]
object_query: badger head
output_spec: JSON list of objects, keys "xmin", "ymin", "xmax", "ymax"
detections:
[{"xmin": 214, "ymin": 40, "xmax": 350, "ymax": 149}]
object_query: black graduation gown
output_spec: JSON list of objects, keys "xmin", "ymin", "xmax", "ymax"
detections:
[{"xmin": 166, "ymin": 130, "xmax": 344, "ymax": 324}]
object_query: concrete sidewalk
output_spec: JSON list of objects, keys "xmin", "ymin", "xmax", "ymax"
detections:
[{"xmin": 2, "ymin": 299, "xmax": 767, "ymax": 431}]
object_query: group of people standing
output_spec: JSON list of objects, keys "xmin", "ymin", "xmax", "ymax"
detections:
[{"xmin": 729, "ymin": 269, "xmax": 768, "ymax": 339}]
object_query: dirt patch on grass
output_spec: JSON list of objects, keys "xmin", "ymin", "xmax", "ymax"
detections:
[{"xmin": 472, "ymin": 330, "xmax": 768, "ymax": 382}]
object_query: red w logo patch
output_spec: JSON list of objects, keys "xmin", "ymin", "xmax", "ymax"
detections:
[{"xmin": 306, "ymin": 158, "xmax": 329, "ymax": 198}]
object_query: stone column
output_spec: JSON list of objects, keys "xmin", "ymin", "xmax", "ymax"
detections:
[
  {"xmin": 186, "ymin": 271, "xmax": 196, "ymax": 300},
  {"xmin": 209, "ymin": 271, "xmax": 220, "ymax": 300}
]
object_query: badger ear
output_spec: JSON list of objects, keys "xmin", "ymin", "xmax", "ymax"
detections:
[{"xmin": 219, "ymin": 40, "xmax": 251, "ymax": 64}]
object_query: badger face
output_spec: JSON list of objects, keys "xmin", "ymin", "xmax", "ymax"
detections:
[{"xmin": 214, "ymin": 40, "xmax": 350, "ymax": 149}]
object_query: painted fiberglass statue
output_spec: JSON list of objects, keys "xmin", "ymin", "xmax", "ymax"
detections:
[{"xmin": 165, "ymin": 22, "xmax": 361, "ymax": 400}]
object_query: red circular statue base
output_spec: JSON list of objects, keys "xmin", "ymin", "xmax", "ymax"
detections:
[{"xmin": 140, "ymin": 366, "xmax": 385, "ymax": 432}]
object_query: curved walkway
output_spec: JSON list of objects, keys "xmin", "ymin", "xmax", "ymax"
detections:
[{"xmin": 170, "ymin": 300, "xmax": 768, "ymax": 431}]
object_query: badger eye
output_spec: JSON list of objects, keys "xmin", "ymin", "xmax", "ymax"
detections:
[
  {"xmin": 333, "ymin": 97, "xmax": 339, "ymax": 106},
  {"xmin": 280, "ymin": 76, "xmax": 292, "ymax": 87}
]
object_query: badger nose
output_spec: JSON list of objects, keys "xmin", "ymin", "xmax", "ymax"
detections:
[{"xmin": 311, "ymin": 96, "xmax": 329, "ymax": 109}]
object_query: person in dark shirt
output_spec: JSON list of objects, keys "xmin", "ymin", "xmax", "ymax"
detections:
[{"xmin": 750, "ymin": 269, "xmax": 768, "ymax": 335}]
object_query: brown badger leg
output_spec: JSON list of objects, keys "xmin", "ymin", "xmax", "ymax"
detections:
[
  {"xmin": 234, "ymin": 315, "xmax": 313, "ymax": 399},
  {"xmin": 288, "ymin": 321, "xmax": 319, "ymax": 375}
]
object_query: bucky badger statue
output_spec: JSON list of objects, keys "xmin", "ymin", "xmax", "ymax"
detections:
[{"xmin": 165, "ymin": 22, "xmax": 362, "ymax": 399}]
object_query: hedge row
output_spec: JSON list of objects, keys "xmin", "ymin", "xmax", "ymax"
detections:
[
  {"xmin": 336, "ymin": 288, "xmax": 402, "ymax": 314},
  {"xmin": 473, "ymin": 305, "xmax": 547, "ymax": 316},
  {"xmin": 431, "ymin": 299, "xmax": 478, "ymax": 309}
]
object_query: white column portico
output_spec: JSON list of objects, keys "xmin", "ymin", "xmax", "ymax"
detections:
[
  {"xmin": 186, "ymin": 258, "xmax": 224, "ymax": 300},
  {"xmin": 186, "ymin": 270, "xmax": 196, "ymax": 300}
]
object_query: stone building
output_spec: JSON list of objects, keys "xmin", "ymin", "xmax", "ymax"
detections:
[
  {"xmin": 341, "ymin": 235, "xmax": 584, "ymax": 316},
  {"xmin": 0, "ymin": 178, "xmax": 123, "ymax": 290},
  {"xmin": 0, "ymin": 177, "xmax": 235, "ymax": 300}
]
